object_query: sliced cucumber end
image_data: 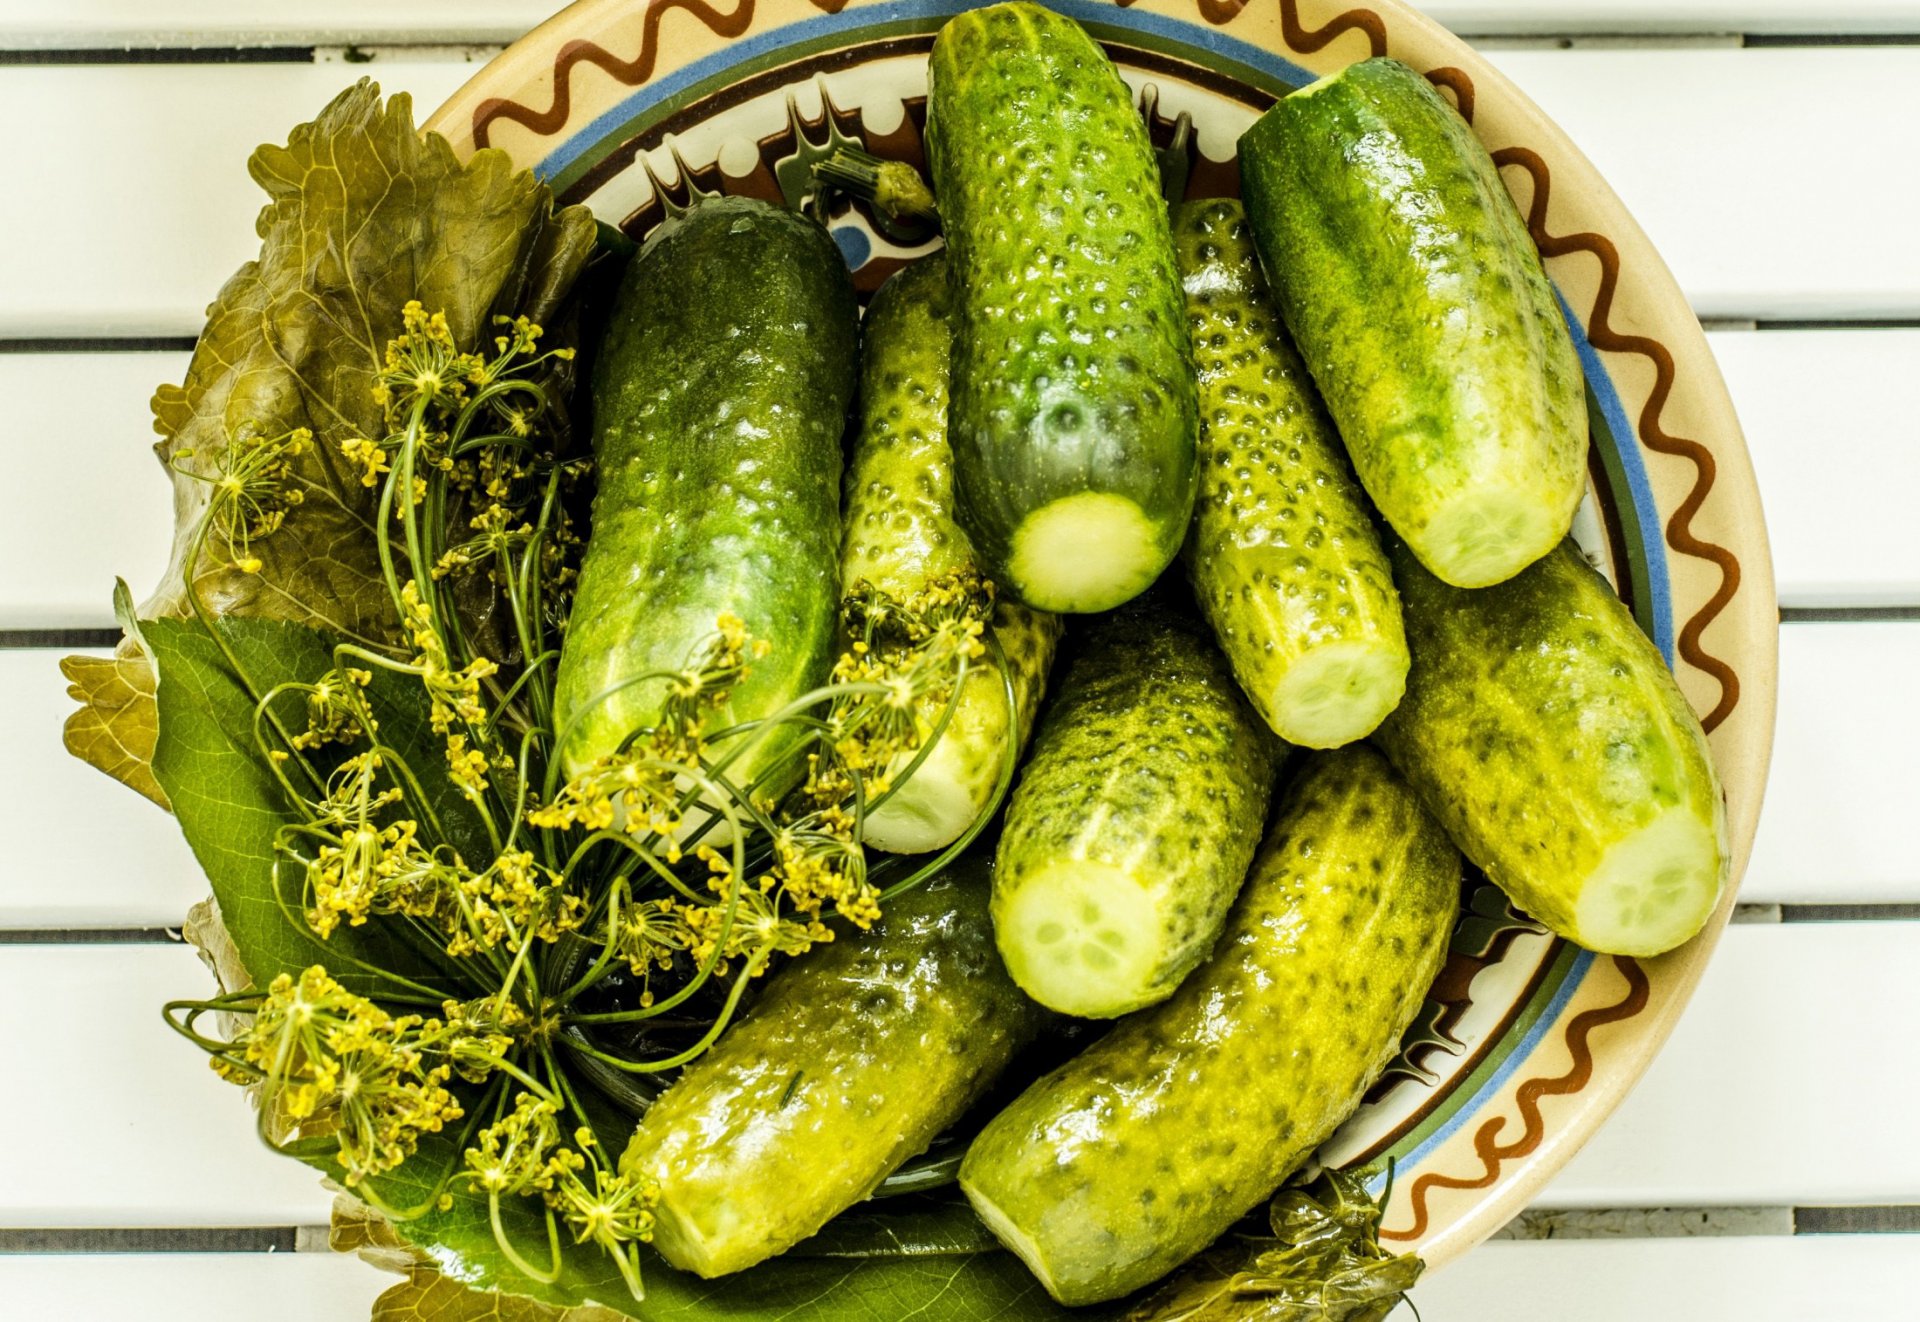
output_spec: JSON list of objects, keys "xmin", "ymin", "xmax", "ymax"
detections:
[
  {"xmin": 1573, "ymin": 810, "xmax": 1725, "ymax": 957},
  {"xmin": 995, "ymin": 860, "xmax": 1168, "ymax": 1018},
  {"xmin": 961, "ymin": 1177, "xmax": 1076, "ymax": 1305},
  {"xmin": 1416, "ymin": 487, "xmax": 1570, "ymax": 589},
  {"xmin": 1007, "ymin": 492, "xmax": 1166, "ymax": 614},
  {"xmin": 647, "ymin": 1195, "xmax": 747, "ymax": 1279},
  {"xmin": 1268, "ymin": 640, "xmax": 1409, "ymax": 749},
  {"xmin": 861, "ymin": 747, "xmax": 979, "ymax": 854}
]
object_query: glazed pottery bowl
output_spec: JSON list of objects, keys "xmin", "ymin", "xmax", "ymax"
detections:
[{"xmin": 427, "ymin": 0, "xmax": 1777, "ymax": 1276}]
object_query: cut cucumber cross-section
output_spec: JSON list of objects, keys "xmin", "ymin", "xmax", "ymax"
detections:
[
  {"xmin": 1008, "ymin": 492, "xmax": 1164, "ymax": 615},
  {"xmin": 991, "ymin": 598, "xmax": 1280, "ymax": 1018}
]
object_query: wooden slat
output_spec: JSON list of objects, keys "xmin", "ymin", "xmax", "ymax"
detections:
[
  {"xmin": 2, "ymin": 923, "xmax": 1915, "ymax": 1225},
  {"xmin": 0, "ymin": 60, "xmax": 479, "ymax": 339},
  {"xmin": 1414, "ymin": 1234, "xmax": 1920, "ymax": 1320},
  {"xmin": 0, "ymin": 945, "xmax": 342, "ymax": 1226},
  {"xmin": 1711, "ymin": 329, "xmax": 1920, "ymax": 610},
  {"xmin": 1482, "ymin": 46, "xmax": 1920, "ymax": 320},
  {"xmin": 4, "ymin": 2, "xmax": 1918, "ymax": 47},
  {"xmin": 1, "ymin": 352, "xmax": 183, "ymax": 631},
  {"xmin": 2, "ymin": 48, "xmax": 1919, "ymax": 335},
  {"xmin": 0, "ymin": 1254, "xmax": 385, "ymax": 1321},
  {"xmin": 7, "ymin": 620, "xmax": 1916, "ymax": 928},
  {"xmin": 0, "ymin": 650, "xmax": 207, "ymax": 928},
  {"xmin": 1743, "ymin": 622, "xmax": 1920, "ymax": 906},
  {"xmin": 11, "ymin": 326, "xmax": 1916, "ymax": 630}
]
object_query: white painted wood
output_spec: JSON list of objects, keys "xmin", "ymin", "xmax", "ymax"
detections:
[
  {"xmin": 0, "ymin": 944, "xmax": 347, "ymax": 1226},
  {"xmin": 4, "ymin": 1, "xmax": 1918, "ymax": 47},
  {"xmin": 0, "ymin": 59, "xmax": 482, "ymax": 338},
  {"xmin": 3, "ymin": 923, "xmax": 1915, "ymax": 1225},
  {"xmin": 2, "ymin": 352, "xmax": 184, "ymax": 631},
  {"xmin": 2, "ymin": 48, "xmax": 1919, "ymax": 334},
  {"xmin": 3, "ymin": 621, "xmax": 1913, "ymax": 928},
  {"xmin": 1415, "ymin": 1234, "xmax": 1920, "ymax": 1321},
  {"xmin": 1740, "ymin": 622, "xmax": 1920, "ymax": 907},
  {"xmin": 1483, "ymin": 46, "xmax": 1920, "ymax": 320},
  {"xmin": 1535, "ymin": 921, "xmax": 1920, "ymax": 1209},
  {"xmin": 1710, "ymin": 329, "xmax": 1920, "ymax": 610},
  {"xmin": 0, "ymin": 1253, "xmax": 386, "ymax": 1322},
  {"xmin": 0, "ymin": 650, "xmax": 208, "ymax": 928},
  {"xmin": 7, "ymin": 326, "xmax": 1914, "ymax": 632}
]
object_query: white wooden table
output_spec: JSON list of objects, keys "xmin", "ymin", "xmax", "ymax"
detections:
[{"xmin": 3, "ymin": 3, "xmax": 1917, "ymax": 1318}]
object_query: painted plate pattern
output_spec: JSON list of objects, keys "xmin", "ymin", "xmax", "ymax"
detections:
[{"xmin": 425, "ymin": 0, "xmax": 1778, "ymax": 1277}]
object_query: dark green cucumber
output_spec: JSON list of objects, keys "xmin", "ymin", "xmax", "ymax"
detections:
[
  {"xmin": 1174, "ymin": 198, "xmax": 1409, "ymax": 749},
  {"xmin": 619, "ymin": 858, "xmax": 1050, "ymax": 1277},
  {"xmin": 1238, "ymin": 57, "xmax": 1587, "ymax": 589},
  {"xmin": 1376, "ymin": 539, "xmax": 1728, "ymax": 956},
  {"xmin": 962, "ymin": 746, "xmax": 1460, "ymax": 1306},
  {"xmin": 926, "ymin": 2, "xmax": 1196, "ymax": 614},
  {"xmin": 991, "ymin": 599, "xmax": 1278, "ymax": 1018},
  {"xmin": 842, "ymin": 258, "xmax": 1063, "ymax": 852},
  {"xmin": 552, "ymin": 197, "xmax": 857, "ymax": 799}
]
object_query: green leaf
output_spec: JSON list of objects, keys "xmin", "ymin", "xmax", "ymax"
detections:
[
  {"xmin": 59, "ymin": 648, "xmax": 166, "ymax": 807},
  {"xmin": 64, "ymin": 79, "xmax": 594, "ymax": 801},
  {"xmin": 330, "ymin": 1177, "xmax": 1120, "ymax": 1321},
  {"xmin": 145, "ymin": 615, "xmax": 455, "ymax": 996}
]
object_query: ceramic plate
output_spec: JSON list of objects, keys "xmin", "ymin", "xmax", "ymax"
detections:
[{"xmin": 426, "ymin": 0, "xmax": 1778, "ymax": 1275}]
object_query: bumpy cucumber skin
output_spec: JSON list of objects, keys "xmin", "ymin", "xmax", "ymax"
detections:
[
  {"xmin": 841, "ymin": 258, "xmax": 1063, "ymax": 853},
  {"xmin": 926, "ymin": 1, "xmax": 1197, "ymax": 613},
  {"xmin": 620, "ymin": 860, "xmax": 1049, "ymax": 1277},
  {"xmin": 992, "ymin": 599, "xmax": 1278, "ymax": 1016},
  {"xmin": 1375, "ymin": 538, "xmax": 1728, "ymax": 953},
  {"xmin": 1173, "ymin": 198, "xmax": 1409, "ymax": 746},
  {"xmin": 552, "ymin": 197, "xmax": 857, "ymax": 787},
  {"xmin": 962, "ymin": 746, "xmax": 1461, "ymax": 1306},
  {"xmin": 1238, "ymin": 57, "xmax": 1586, "ymax": 588}
]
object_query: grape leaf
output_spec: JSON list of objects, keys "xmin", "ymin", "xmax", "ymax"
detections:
[{"xmin": 63, "ymin": 77, "xmax": 594, "ymax": 801}]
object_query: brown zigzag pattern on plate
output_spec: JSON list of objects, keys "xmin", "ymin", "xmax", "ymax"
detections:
[
  {"xmin": 1494, "ymin": 145, "xmax": 1744, "ymax": 733},
  {"xmin": 472, "ymin": 0, "xmax": 849, "ymax": 149},
  {"xmin": 1424, "ymin": 66, "xmax": 1475, "ymax": 121},
  {"xmin": 1277, "ymin": 0, "xmax": 1386, "ymax": 57},
  {"xmin": 1381, "ymin": 955, "xmax": 1652, "ymax": 1243}
]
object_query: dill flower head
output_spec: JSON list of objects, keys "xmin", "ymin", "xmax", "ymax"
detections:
[{"xmin": 171, "ymin": 424, "xmax": 312, "ymax": 573}]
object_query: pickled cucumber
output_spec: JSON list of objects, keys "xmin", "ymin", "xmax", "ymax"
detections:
[
  {"xmin": 1238, "ymin": 58, "xmax": 1587, "ymax": 588},
  {"xmin": 841, "ymin": 257, "xmax": 1063, "ymax": 853},
  {"xmin": 1375, "ymin": 539, "xmax": 1728, "ymax": 957},
  {"xmin": 962, "ymin": 746, "xmax": 1461, "ymax": 1306},
  {"xmin": 620, "ymin": 860, "xmax": 1050, "ymax": 1277},
  {"xmin": 1174, "ymin": 198, "xmax": 1409, "ymax": 748},
  {"xmin": 992, "ymin": 599, "xmax": 1280, "ymax": 1019}
]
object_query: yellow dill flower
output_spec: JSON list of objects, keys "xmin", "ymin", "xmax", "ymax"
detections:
[
  {"xmin": 338, "ymin": 436, "xmax": 391, "ymax": 488},
  {"xmin": 171, "ymin": 424, "xmax": 311, "ymax": 574},
  {"xmin": 219, "ymin": 966, "xmax": 463, "ymax": 1186}
]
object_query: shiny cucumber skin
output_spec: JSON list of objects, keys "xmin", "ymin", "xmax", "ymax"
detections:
[
  {"xmin": 1375, "ymin": 538, "xmax": 1728, "ymax": 957},
  {"xmin": 991, "ymin": 599, "xmax": 1279, "ymax": 1019},
  {"xmin": 552, "ymin": 197, "xmax": 857, "ymax": 791},
  {"xmin": 962, "ymin": 745, "xmax": 1461, "ymax": 1307},
  {"xmin": 1174, "ymin": 198, "xmax": 1409, "ymax": 749},
  {"xmin": 842, "ymin": 258, "xmax": 1063, "ymax": 852},
  {"xmin": 926, "ymin": 2, "xmax": 1197, "ymax": 614},
  {"xmin": 1238, "ymin": 57, "xmax": 1587, "ymax": 589},
  {"xmin": 620, "ymin": 859, "xmax": 1050, "ymax": 1277}
]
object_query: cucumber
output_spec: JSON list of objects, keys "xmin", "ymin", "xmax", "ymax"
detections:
[
  {"xmin": 962, "ymin": 746, "xmax": 1461, "ymax": 1306},
  {"xmin": 1375, "ymin": 539, "xmax": 1728, "ymax": 957},
  {"xmin": 551, "ymin": 197, "xmax": 857, "ymax": 798},
  {"xmin": 1173, "ymin": 198, "xmax": 1409, "ymax": 749},
  {"xmin": 620, "ymin": 857, "xmax": 1050, "ymax": 1277},
  {"xmin": 841, "ymin": 257, "xmax": 1063, "ymax": 853},
  {"xmin": 926, "ymin": 1, "xmax": 1197, "ymax": 614},
  {"xmin": 991, "ymin": 599, "xmax": 1278, "ymax": 1019},
  {"xmin": 1238, "ymin": 57, "xmax": 1587, "ymax": 589}
]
